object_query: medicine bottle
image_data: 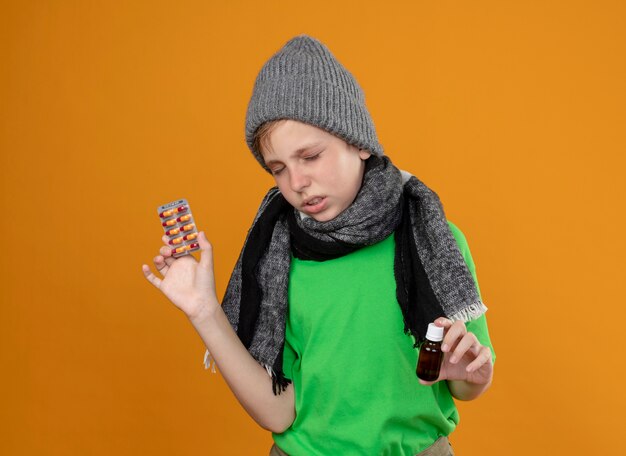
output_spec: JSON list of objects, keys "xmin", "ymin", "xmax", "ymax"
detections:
[{"xmin": 416, "ymin": 323, "xmax": 445, "ymax": 382}]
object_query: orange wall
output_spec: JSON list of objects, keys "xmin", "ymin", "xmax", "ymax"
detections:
[{"xmin": 1, "ymin": 1, "xmax": 624, "ymax": 454}]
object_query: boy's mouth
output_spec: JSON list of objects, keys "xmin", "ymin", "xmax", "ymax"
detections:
[
  {"xmin": 302, "ymin": 196, "xmax": 327, "ymax": 214},
  {"xmin": 304, "ymin": 196, "xmax": 323, "ymax": 206}
]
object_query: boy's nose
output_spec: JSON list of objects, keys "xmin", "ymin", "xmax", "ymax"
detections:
[{"xmin": 289, "ymin": 168, "xmax": 311, "ymax": 192}]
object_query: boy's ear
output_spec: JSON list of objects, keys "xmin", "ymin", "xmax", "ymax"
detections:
[{"xmin": 358, "ymin": 148, "xmax": 372, "ymax": 160}]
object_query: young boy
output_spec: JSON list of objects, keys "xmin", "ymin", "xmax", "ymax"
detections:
[{"xmin": 142, "ymin": 34, "xmax": 495, "ymax": 456}]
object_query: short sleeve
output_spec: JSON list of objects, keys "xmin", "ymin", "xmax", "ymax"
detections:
[
  {"xmin": 447, "ymin": 220, "xmax": 496, "ymax": 365},
  {"xmin": 282, "ymin": 328, "xmax": 297, "ymax": 381}
]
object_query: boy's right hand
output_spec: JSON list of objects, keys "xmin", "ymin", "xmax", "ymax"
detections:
[{"xmin": 141, "ymin": 231, "xmax": 219, "ymax": 321}]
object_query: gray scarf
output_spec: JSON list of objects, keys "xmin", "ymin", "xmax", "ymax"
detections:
[{"xmin": 204, "ymin": 155, "xmax": 487, "ymax": 394}]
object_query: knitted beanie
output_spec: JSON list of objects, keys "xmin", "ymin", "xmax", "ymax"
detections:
[{"xmin": 245, "ymin": 34, "xmax": 384, "ymax": 172}]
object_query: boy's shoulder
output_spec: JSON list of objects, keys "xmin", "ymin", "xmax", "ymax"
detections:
[{"xmin": 446, "ymin": 220, "xmax": 467, "ymax": 247}]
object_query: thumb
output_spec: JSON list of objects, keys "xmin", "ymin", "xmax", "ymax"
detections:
[{"xmin": 197, "ymin": 231, "xmax": 214, "ymax": 268}]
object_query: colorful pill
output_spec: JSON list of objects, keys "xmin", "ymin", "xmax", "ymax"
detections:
[
  {"xmin": 171, "ymin": 245, "xmax": 190, "ymax": 255},
  {"xmin": 158, "ymin": 200, "xmax": 199, "ymax": 257}
]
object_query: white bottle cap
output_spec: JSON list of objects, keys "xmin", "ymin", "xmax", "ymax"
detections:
[{"xmin": 425, "ymin": 323, "xmax": 444, "ymax": 342}]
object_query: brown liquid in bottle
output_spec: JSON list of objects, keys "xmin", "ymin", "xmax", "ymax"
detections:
[{"xmin": 416, "ymin": 323, "xmax": 444, "ymax": 382}]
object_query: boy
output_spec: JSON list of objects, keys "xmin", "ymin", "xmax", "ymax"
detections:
[{"xmin": 142, "ymin": 34, "xmax": 495, "ymax": 456}]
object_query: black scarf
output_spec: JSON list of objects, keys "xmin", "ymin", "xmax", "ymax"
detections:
[{"xmin": 208, "ymin": 155, "xmax": 487, "ymax": 395}]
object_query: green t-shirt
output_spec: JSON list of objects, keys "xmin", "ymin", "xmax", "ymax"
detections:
[{"xmin": 273, "ymin": 221, "xmax": 495, "ymax": 455}]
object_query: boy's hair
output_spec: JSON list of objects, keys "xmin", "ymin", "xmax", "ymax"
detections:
[
  {"xmin": 252, "ymin": 119, "xmax": 283, "ymax": 160},
  {"xmin": 245, "ymin": 34, "xmax": 384, "ymax": 173}
]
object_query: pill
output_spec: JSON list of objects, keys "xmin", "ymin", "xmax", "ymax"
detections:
[
  {"xmin": 171, "ymin": 245, "xmax": 190, "ymax": 255},
  {"xmin": 187, "ymin": 242, "xmax": 200, "ymax": 252},
  {"xmin": 158, "ymin": 199, "xmax": 200, "ymax": 259}
]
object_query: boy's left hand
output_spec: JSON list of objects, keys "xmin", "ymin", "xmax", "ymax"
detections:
[{"xmin": 418, "ymin": 317, "xmax": 493, "ymax": 386}]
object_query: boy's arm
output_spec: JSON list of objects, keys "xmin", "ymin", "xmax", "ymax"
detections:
[
  {"xmin": 445, "ymin": 221, "xmax": 496, "ymax": 401},
  {"xmin": 189, "ymin": 303, "xmax": 295, "ymax": 434},
  {"xmin": 447, "ymin": 370, "xmax": 493, "ymax": 401}
]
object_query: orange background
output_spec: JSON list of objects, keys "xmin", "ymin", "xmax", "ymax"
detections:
[{"xmin": 1, "ymin": 1, "xmax": 624, "ymax": 454}]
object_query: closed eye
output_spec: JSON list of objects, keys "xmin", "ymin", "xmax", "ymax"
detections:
[{"xmin": 304, "ymin": 152, "xmax": 321, "ymax": 161}]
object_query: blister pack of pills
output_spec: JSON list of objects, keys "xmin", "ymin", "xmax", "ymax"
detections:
[{"xmin": 157, "ymin": 198, "xmax": 200, "ymax": 258}]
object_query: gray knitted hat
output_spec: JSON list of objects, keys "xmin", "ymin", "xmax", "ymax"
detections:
[{"xmin": 245, "ymin": 34, "xmax": 384, "ymax": 172}]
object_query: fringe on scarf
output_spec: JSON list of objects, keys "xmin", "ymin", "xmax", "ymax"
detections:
[
  {"xmin": 449, "ymin": 301, "xmax": 489, "ymax": 323},
  {"xmin": 265, "ymin": 364, "xmax": 292, "ymax": 395}
]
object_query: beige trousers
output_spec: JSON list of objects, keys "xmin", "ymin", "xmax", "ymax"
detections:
[{"xmin": 269, "ymin": 435, "xmax": 455, "ymax": 456}]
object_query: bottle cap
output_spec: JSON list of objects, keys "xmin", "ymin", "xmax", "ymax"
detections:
[{"xmin": 425, "ymin": 323, "xmax": 444, "ymax": 342}]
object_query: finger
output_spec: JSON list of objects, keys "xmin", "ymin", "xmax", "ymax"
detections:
[
  {"xmin": 466, "ymin": 346, "xmax": 492, "ymax": 373},
  {"xmin": 434, "ymin": 317, "xmax": 453, "ymax": 328},
  {"xmin": 142, "ymin": 264, "xmax": 162, "ymax": 289},
  {"xmin": 441, "ymin": 321, "xmax": 467, "ymax": 353},
  {"xmin": 153, "ymin": 255, "xmax": 169, "ymax": 276},
  {"xmin": 449, "ymin": 332, "xmax": 478, "ymax": 364},
  {"xmin": 197, "ymin": 232, "xmax": 214, "ymax": 269},
  {"xmin": 468, "ymin": 341, "xmax": 482, "ymax": 357},
  {"xmin": 159, "ymin": 245, "xmax": 176, "ymax": 266},
  {"xmin": 433, "ymin": 318, "xmax": 454, "ymax": 351}
]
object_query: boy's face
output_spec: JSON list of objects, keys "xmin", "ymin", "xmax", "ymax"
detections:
[{"xmin": 261, "ymin": 119, "xmax": 371, "ymax": 222}]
